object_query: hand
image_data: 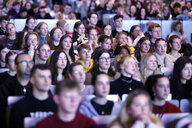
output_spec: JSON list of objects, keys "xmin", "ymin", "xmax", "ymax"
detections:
[{"xmin": 137, "ymin": 114, "xmax": 151, "ymax": 125}]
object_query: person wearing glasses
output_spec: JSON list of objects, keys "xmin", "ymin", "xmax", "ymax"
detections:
[
  {"xmin": 9, "ymin": 64, "xmax": 57, "ymax": 128},
  {"xmin": 35, "ymin": 79, "xmax": 95, "ymax": 128},
  {"xmin": 21, "ymin": 32, "xmax": 39, "ymax": 59},
  {"xmin": 91, "ymin": 48, "xmax": 119, "ymax": 82},
  {"xmin": 34, "ymin": 43, "xmax": 51, "ymax": 65},
  {"xmin": 0, "ymin": 53, "xmax": 34, "ymax": 127},
  {"xmin": 0, "ymin": 53, "xmax": 34, "ymax": 97}
]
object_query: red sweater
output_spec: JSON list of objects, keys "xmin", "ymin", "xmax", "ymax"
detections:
[
  {"xmin": 152, "ymin": 101, "xmax": 181, "ymax": 114},
  {"xmin": 35, "ymin": 112, "xmax": 96, "ymax": 128}
]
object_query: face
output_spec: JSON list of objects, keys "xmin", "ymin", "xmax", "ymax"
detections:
[
  {"xmin": 103, "ymin": 25, "xmax": 112, "ymax": 36},
  {"xmin": 55, "ymin": 88, "xmax": 80, "ymax": 114},
  {"xmin": 39, "ymin": 23, "xmax": 48, "ymax": 36},
  {"xmin": 89, "ymin": 14, "xmax": 98, "ymax": 26},
  {"xmin": 39, "ymin": 9, "xmax": 46, "ymax": 18},
  {"xmin": 170, "ymin": 38, "xmax": 181, "ymax": 51},
  {"xmin": 174, "ymin": 7, "xmax": 181, "ymax": 14},
  {"xmin": 27, "ymin": 34, "xmax": 38, "ymax": 49},
  {"xmin": 31, "ymin": 69, "xmax": 52, "ymax": 92},
  {"xmin": 155, "ymin": 40, "xmax": 167, "ymax": 55},
  {"xmin": 38, "ymin": 44, "xmax": 51, "ymax": 61},
  {"xmin": 53, "ymin": 28, "xmax": 62, "ymax": 42},
  {"xmin": 76, "ymin": 24, "xmax": 85, "ymax": 36},
  {"xmin": 101, "ymin": 38, "xmax": 112, "ymax": 50},
  {"xmin": 130, "ymin": 5, "xmax": 136, "ymax": 14},
  {"xmin": 7, "ymin": 24, "xmax": 16, "ymax": 36},
  {"xmin": 1, "ymin": 20, "xmax": 9, "ymax": 30},
  {"xmin": 115, "ymin": 18, "xmax": 123, "ymax": 28},
  {"xmin": 181, "ymin": 63, "xmax": 192, "ymax": 81},
  {"xmin": 140, "ymin": 40, "xmax": 151, "ymax": 53},
  {"xmin": 25, "ymin": 3, "xmax": 31, "ymax": 10},
  {"xmin": 118, "ymin": 34, "xmax": 128, "ymax": 45},
  {"xmin": 89, "ymin": 29, "xmax": 98, "ymax": 42},
  {"xmin": 64, "ymin": 5, "xmax": 72, "ymax": 14},
  {"xmin": 63, "ymin": 23, "xmax": 69, "ymax": 33},
  {"xmin": 98, "ymin": 52, "xmax": 111, "ymax": 70},
  {"xmin": 183, "ymin": 9, "xmax": 188, "ymax": 15},
  {"xmin": 70, "ymin": 65, "xmax": 86, "ymax": 84},
  {"xmin": 150, "ymin": 27, "xmax": 161, "ymax": 39},
  {"xmin": 56, "ymin": 52, "xmax": 67, "ymax": 69},
  {"xmin": 62, "ymin": 37, "xmax": 72, "ymax": 51},
  {"xmin": 128, "ymin": 94, "xmax": 150, "ymax": 119},
  {"xmin": 14, "ymin": 4, "xmax": 20, "ymax": 10},
  {"xmin": 39, "ymin": 0, "xmax": 46, "ymax": 7},
  {"xmin": 121, "ymin": 57, "xmax": 136, "ymax": 76},
  {"xmin": 153, "ymin": 77, "xmax": 170, "ymax": 100},
  {"xmin": 132, "ymin": 26, "xmax": 141, "ymax": 39},
  {"xmin": 115, "ymin": 7, "xmax": 123, "ymax": 14},
  {"xmin": 163, "ymin": 6, "xmax": 169, "ymax": 14},
  {"xmin": 27, "ymin": 19, "xmax": 35, "ymax": 30},
  {"xmin": 94, "ymin": 74, "xmax": 110, "ymax": 97},
  {"xmin": 141, "ymin": 8, "xmax": 146, "ymax": 16},
  {"xmin": 53, "ymin": 4, "xmax": 60, "ymax": 12},
  {"xmin": 20, "ymin": 11, "xmax": 27, "ymax": 18},
  {"xmin": 175, "ymin": 23, "xmax": 181, "ymax": 32},
  {"xmin": 146, "ymin": 55, "xmax": 158, "ymax": 71},
  {"xmin": 7, "ymin": 54, "xmax": 17, "ymax": 71},
  {"xmin": 16, "ymin": 54, "xmax": 34, "ymax": 76},
  {"xmin": 79, "ymin": 48, "xmax": 91, "ymax": 61},
  {"xmin": 0, "ymin": 48, "xmax": 10, "ymax": 62}
]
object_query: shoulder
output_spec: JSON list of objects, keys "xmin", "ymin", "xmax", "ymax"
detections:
[
  {"xmin": 76, "ymin": 112, "xmax": 96, "ymax": 125},
  {"xmin": 111, "ymin": 78, "xmax": 122, "ymax": 85},
  {"xmin": 12, "ymin": 96, "xmax": 32, "ymax": 108},
  {"xmin": 35, "ymin": 114, "xmax": 56, "ymax": 128},
  {"xmin": 165, "ymin": 101, "xmax": 181, "ymax": 112},
  {"xmin": 132, "ymin": 79, "xmax": 143, "ymax": 86}
]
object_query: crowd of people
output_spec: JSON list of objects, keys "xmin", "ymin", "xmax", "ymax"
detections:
[{"xmin": 0, "ymin": 0, "xmax": 192, "ymax": 128}]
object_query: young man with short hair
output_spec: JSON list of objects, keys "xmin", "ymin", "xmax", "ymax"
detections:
[
  {"xmin": 77, "ymin": 44, "xmax": 94, "ymax": 72},
  {"xmin": 86, "ymin": 12, "xmax": 101, "ymax": 34},
  {"xmin": 35, "ymin": 79, "xmax": 95, "ymax": 128},
  {"xmin": 68, "ymin": 62, "xmax": 86, "ymax": 91},
  {"xmin": 9, "ymin": 64, "xmax": 57, "ymax": 128},
  {"xmin": 0, "ymin": 15, "xmax": 10, "ymax": 36},
  {"xmin": 153, "ymin": 38, "xmax": 174, "ymax": 69},
  {"xmin": 148, "ymin": 23, "xmax": 161, "ymax": 51},
  {"xmin": 62, "ymin": 3, "xmax": 76, "ymax": 20},
  {"xmin": 112, "ymin": 14, "xmax": 128, "ymax": 37},
  {"xmin": 0, "ymin": 23, "xmax": 21, "ymax": 50}
]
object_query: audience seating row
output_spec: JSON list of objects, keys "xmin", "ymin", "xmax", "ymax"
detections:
[{"xmin": 11, "ymin": 19, "xmax": 192, "ymax": 45}]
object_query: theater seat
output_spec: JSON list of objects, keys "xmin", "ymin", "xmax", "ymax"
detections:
[
  {"xmin": 167, "ymin": 99, "xmax": 179, "ymax": 107},
  {"xmin": 122, "ymin": 94, "xmax": 128, "ymax": 102},
  {"xmin": 0, "ymin": 68, "xmax": 9, "ymax": 73},
  {"xmin": 160, "ymin": 113, "xmax": 190, "ymax": 127},
  {"xmin": 175, "ymin": 115, "xmax": 192, "ymax": 128},
  {"xmin": 180, "ymin": 99, "xmax": 190, "ymax": 112},
  {"xmin": 84, "ymin": 94, "xmax": 119, "ymax": 102},
  {"xmin": 92, "ymin": 115, "xmax": 116, "ymax": 125},
  {"xmin": 24, "ymin": 117, "xmax": 44, "ymax": 128},
  {"xmin": 8, "ymin": 96, "xmax": 24, "ymax": 106}
]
